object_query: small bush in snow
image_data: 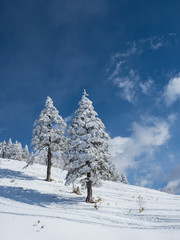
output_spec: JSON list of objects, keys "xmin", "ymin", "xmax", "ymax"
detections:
[
  {"xmin": 137, "ymin": 195, "xmax": 145, "ymax": 213},
  {"xmin": 94, "ymin": 203, "xmax": 99, "ymax": 210}
]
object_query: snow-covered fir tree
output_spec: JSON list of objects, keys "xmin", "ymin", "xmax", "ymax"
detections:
[
  {"xmin": 0, "ymin": 139, "xmax": 30, "ymax": 161},
  {"xmin": 0, "ymin": 143, "xmax": 2, "ymax": 157},
  {"xmin": 22, "ymin": 145, "xmax": 29, "ymax": 161},
  {"xmin": 11, "ymin": 141, "xmax": 24, "ymax": 160},
  {"xmin": 5, "ymin": 138, "xmax": 13, "ymax": 159},
  {"xmin": 109, "ymin": 163, "xmax": 121, "ymax": 182},
  {"xmin": 0, "ymin": 141, "xmax": 6, "ymax": 158},
  {"xmin": 31, "ymin": 96, "xmax": 66, "ymax": 181},
  {"xmin": 63, "ymin": 90, "xmax": 116, "ymax": 203},
  {"xmin": 120, "ymin": 171, "xmax": 128, "ymax": 184}
]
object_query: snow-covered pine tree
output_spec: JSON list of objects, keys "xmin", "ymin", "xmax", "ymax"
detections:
[
  {"xmin": 31, "ymin": 96, "xmax": 66, "ymax": 181},
  {"xmin": 5, "ymin": 138, "xmax": 13, "ymax": 159},
  {"xmin": 120, "ymin": 171, "xmax": 128, "ymax": 184},
  {"xmin": 0, "ymin": 142, "xmax": 1, "ymax": 157},
  {"xmin": 63, "ymin": 90, "xmax": 114, "ymax": 203},
  {"xmin": 0, "ymin": 141, "xmax": 7, "ymax": 158},
  {"xmin": 11, "ymin": 141, "xmax": 24, "ymax": 160},
  {"xmin": 0, "ymin": 142, "xmax": 3, "ymax": 158},
  {"xmin": 109, "ymin": 163, "xmax": 121, "ymax": 182},
  {"xmin": 22, "ymin": 145, "xmax": 29, "ymax": 161}
]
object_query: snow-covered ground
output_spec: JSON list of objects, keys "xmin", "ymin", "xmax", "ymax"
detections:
[{"xmin": 0, "ymin": 158, "xmax": 180, "ymax": 240}]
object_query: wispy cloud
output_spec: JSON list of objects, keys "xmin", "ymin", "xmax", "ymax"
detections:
[
  {"xmin": 166, "ymin": 163, "xmax": 180, "ymax": 181},
  {"xmin": 163, "ymin": 75, "xmax": 180, "ymax": 106},
  {"xmin": 164, "ymin": 163, "xmax": 180, "ymax": 193},
  {"xmin": 108, "ymin": 115, "xmax": 174, "ymax": 181},
  {"xmin": 165, "ymin": 179, "xmax": 180, "ymax": 194},
  {"xmin": 150, "ymin": 42, "xmax": 163, "ymax": 50},
  {"xmin": 138, "ymin": 36, "xmax": 165, "ymax": 51},
  {"xmin": 113, "ymin": 71, "xmax": 139, "ymax": 102},
  {"xmin": 107, "ymin": 34, "xmax": 175, "ymax": 103},
  {"xmin": 110, "ymin": 41, "xmax": 138, "ymax": 61},
  {"xmin": 139, "ymin": 78, "xmax": 153, "ymax": 95},
  {"xmin": 134, "ymin": 163, "xmax": 161, "ymax": 188},
  {"xmin": 64, "ymin": 115, "xmax": 73, "ymax": 123}
]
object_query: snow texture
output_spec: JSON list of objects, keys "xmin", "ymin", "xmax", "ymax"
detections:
[{"xmin": 0, "ymin": 158, "xmax": 180, "ymax": 240}]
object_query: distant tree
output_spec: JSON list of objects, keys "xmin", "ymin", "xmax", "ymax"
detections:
[
  {"xmin": 5, "ymin": 138, "xmax": 13, "ymax": 159},
  {"xmin": 63, "ymin": 90, "xmax": 114, "ymax": 203},
  {"xmin": 159, "ymin": 187, "xmax": 174, "ymax": 194},
  {"xmin": 120, "ymin": 171, "xmax": 128, "ymax": 184},
  {"xmin": 0, "ymin": 141, "xmax": 7, "ymax": 158},
  {"xmin": 11, "ymin": 141, "xmax": 24, "ymax": 160},
  {"xmin": 0, "ymin": 139, "xmax": 30, "ymax": 162},
  {"xmin": 22, "ymin": 145, "xmax": 29, "ymax": 161},
  {"xmin": 109, "ymin": 163, "xmax": 121, "ymax": 182},
  {"xmin": 31, "ymin": 97, "xmax": 66, "ymax": 181},
  {"xmin": 0, "ymin": 143, "xmax": 1, "ymax": 158}
]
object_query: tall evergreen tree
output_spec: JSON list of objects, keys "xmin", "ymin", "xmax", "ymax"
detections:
[
  {"xmin": 22, "ymin": 145, "xmax": 29, "ymax": 161},
  {"xmin": 11, "ymin": 141, "xmax": 23, "ymax": 160},
  {"xmin": 63, "ymin": 90, "xmax": 114, "ymax": 203},
  {"xmin": 1, "ymin": 141, "xmax": 7, "ymax": 158},
  {"xmin": 5, "ymin": 138, "xmax": 13, "ymax": 159},
  {"xmin": 31, "ymin": 97, "xmax": 66, "ymax": 181},
  {"xmin": 120, "ymin": 171, "xmax": 129, "ymax": 184}
]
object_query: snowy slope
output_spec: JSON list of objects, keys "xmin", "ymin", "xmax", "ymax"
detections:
[{"xmin": 0, "ymin": 158, "xmax": 180, "ymax": 240}]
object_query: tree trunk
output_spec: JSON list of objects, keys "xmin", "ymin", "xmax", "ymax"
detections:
[
  {"xmin": 86, "ymin": 172, "xmax": 93, "ymax": 203},
  {"xmin": 46, "ymin": 146, "xmax": 52, "ymax": 182}
]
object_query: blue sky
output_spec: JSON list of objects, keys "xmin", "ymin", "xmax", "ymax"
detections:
[{"xmin": 0, "ymin": 0, "xmax": 180, "ymax": 193}]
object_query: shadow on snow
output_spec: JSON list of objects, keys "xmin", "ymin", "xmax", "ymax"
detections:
[
  {"xmin": 0, "ymin": 168, "xmax": 37, "ymax": 181},
  {"xmin": 0, "ymin": 185, "xmax": 84, "ymax": 207}
]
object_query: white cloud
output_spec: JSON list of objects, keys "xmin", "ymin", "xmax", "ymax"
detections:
[
  {"xmin": 164, "ymin": 163, "xmax": 180, "ymax": 194},
  {"xmin": 139, "ymin": 36, "xmax": 165, "ymax": 51},
  {"xmin": 166, "ymin": 163, "xmax": 180, "ymax": 181},
  {"xmin": 64, "ymin": 115, "xmax": 73, "ymax": 123},
  {"xmin": 150, "ymin": 41, "xmax": 163, "ymax": 50},
  {"xmin": 107, "ymin": 41, "xmax": 141, "ymax": 103},
  {"xmin": 108, "ymin": 61, "xmax": 125, "ymax": 79},
  {"xmin": 109, "ymin": 116, "xmax": 171, "ymax": 173},
  {"xmin": 109, "ymin": 66, "xmax": 140, "ymax": 103},
  {"xmin": 110, "ymin": 41, "xmax": 137, "ymax": 62},
  {"xmin": 134, "ymin": 164, "xmax": 162, "ymax": 188},
  {"xmin": 165, "ymin": 179, "xmax": 180, "ymax": 194},
  {"xmin": 132, "ymin": 119, "xmax": 170, "ymax": 147},
  {"xmin": 108, "ymin": 136, "xmax": 134, "ymax": 170},
  {"xmin": 167, "ymin": 113, "xmax": 177, "ymax": 124},
  {"xmin": 163, "ymin": 76, "xmax": 180, "ymax": 106},
  {"xmin": 139, "ymin": 78, "xmax": 153, "ymax": 95},
  {"xmin": 138, "ymin": 179, "xmax": 153, "ymax": 187},
  {"xmin": 115, "ymin": 76, "xmax": 137, "ymax": 102},
  {"xmin": 107, "ymin": 34, "xmax": 175, "ymax": 103}
]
